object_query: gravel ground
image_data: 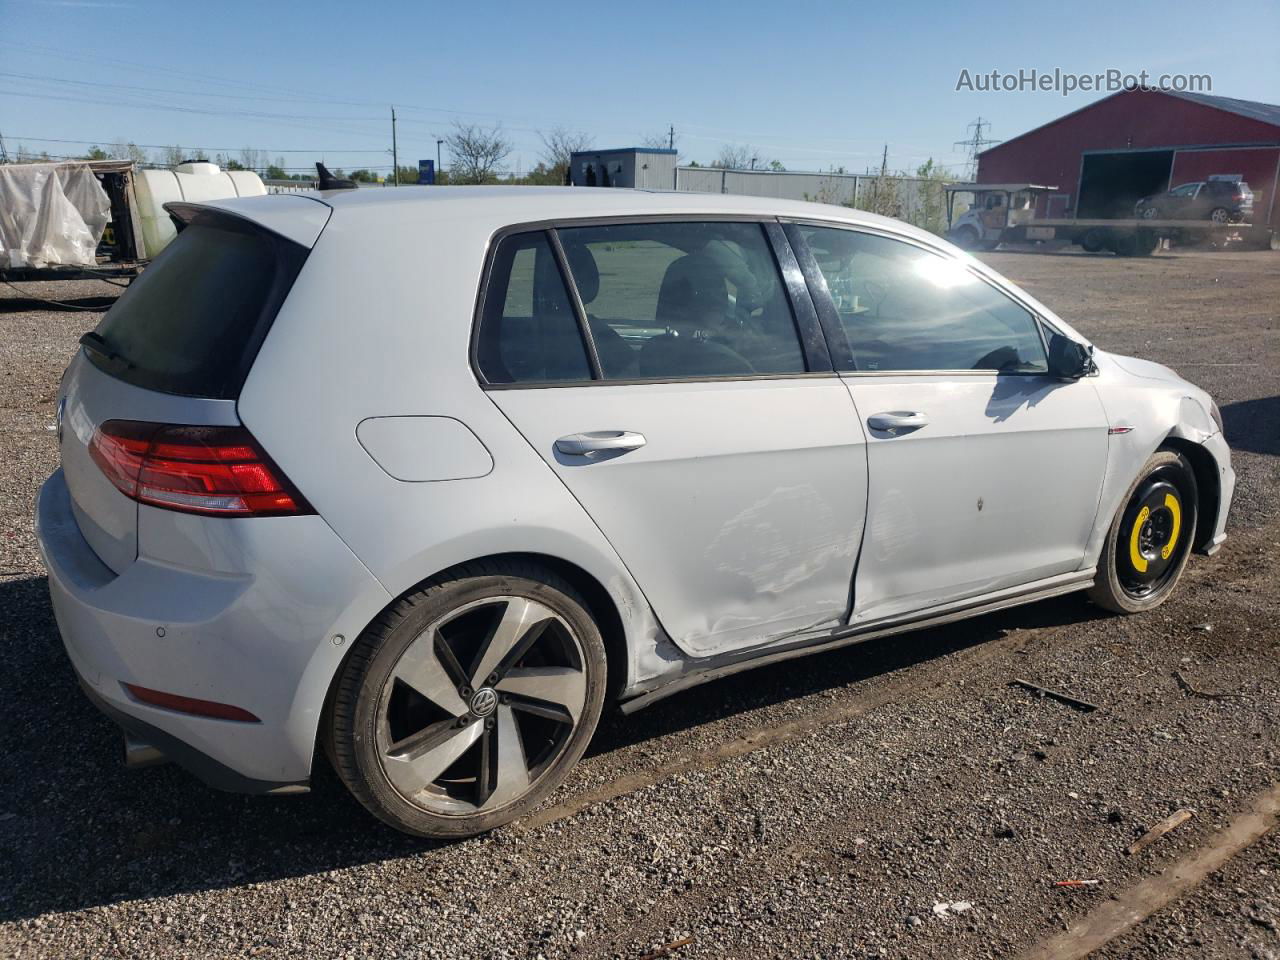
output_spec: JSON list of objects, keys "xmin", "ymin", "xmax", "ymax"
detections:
[{"xmin": 0, "ymin": 247, "xmax": 1277, "ymax": 959}]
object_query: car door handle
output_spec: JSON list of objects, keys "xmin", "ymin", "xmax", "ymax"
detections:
[
  {"xmin": 555, "ymin": 431, "xmax": 647, "ymax": 456},
  {"xmin": 867, "ymin": 411, "xmax": 929, "ymax": 435}
]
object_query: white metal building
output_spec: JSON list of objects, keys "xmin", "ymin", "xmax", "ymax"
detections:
[{"xmin": 568, "ymin": 148, "xmax": 679, "ymax": 190}]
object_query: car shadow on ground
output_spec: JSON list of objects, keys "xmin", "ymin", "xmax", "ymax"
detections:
[
  {"xmin": 1221, "ymin": 396, "xmax": 1280, "ymax": 456},
  {"xmin": 0, "ymin": 572, "xmax": 1106, "ymax": 922},
  {"xmin": 0, "ymin": 295, "xmax": 119, "ymax": 313}
]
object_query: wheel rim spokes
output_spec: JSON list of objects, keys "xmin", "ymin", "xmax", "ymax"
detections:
[
  {"xmin": 498, "ymin": 666, "xmax": 587, "ymax": 724},
  {"xmin": 477, "ymin": 705, "xmax": 532, "ymax": 808},
  {"xmin": 377, "ymin": 595, "xmax": 588, "ymax": 814},
  {"xmin": 383, "ymin": 720, "xmax": 482, "ymax": 798},
  {"xmin": 469, "ymin": 597, "xmax": 551, "ymax": 688},
  {"xmin": 388, "ymin": 633, "xmax": 469, "ymax": 717}
]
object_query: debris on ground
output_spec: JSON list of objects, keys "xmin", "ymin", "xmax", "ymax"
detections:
[
  {"xmin": 1010, "ymin": 678, "xmax": 1099, "ymax": 712},
  {"xmin": 637, "ymin": 937, "xmax": 693, "ymax": 960},
  {"xmin": 1053, "ymin": 879, "xmax": 1101, "ymax": 888},
  {"xmin": 1192, "ymin": 623, "xmax": 1214, "ymax": 632},
  {"xmin": 1174, "ymin": 670, "xmax": 1249, "ymax": 702},
  {"xmin": 932, "ymin": 901, "xmax": 973, "ymax": 917},
  {"xmin": 1128, "ymin": 808, "xmax": 1195, "ymax": 856}
]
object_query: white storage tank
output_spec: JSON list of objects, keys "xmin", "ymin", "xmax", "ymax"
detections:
[{"xmin": 134, "ymin": 162, "xmax": 267, "ymax": 258}]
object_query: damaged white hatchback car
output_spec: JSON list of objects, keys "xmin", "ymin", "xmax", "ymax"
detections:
[{"xmin": 36, "ymin": 187, "xmax": 1233, "ymax": 837}]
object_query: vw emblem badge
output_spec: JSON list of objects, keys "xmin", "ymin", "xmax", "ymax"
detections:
[{"xmin": 469, "ymin": 687, "xmax": 498, "ymax": 717}]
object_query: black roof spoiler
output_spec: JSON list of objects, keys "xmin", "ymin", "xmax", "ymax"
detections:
[{"xmin": 316, "ymin": 162, "xmax": 357, "ymax": 191}]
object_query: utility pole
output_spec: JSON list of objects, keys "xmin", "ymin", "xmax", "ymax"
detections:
[
  {"xmin": 391, "ymin": 106, "xmax": 399, "ymax": 186},
  {"xmin": 668, "ymin": 124, "xmax": 675, "ymax": 151},
  {"xmin": 0, "ymin": 130, "xmax": 9, "ymax": 164},
  {"xmin": 436, "ymin": 139, "xmax": 444, "ymax": 182},
  {"xmin": 954, "ymin": 117, "xmax": 1000, "ymax": 181},
  {"xmin": 871, "ymin": 143, "xmax": 889, "ymax": 209}
]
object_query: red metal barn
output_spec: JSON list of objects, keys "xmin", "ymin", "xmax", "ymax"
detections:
[{"xmin": 976, "ymin": 89, "xmax": 1280, "ymax": 232}]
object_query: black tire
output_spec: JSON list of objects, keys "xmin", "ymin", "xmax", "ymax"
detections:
[
  {"xmin": 1080, "ymin": 228, "xmax": 1107, "ymax": 253},
  {"xmin": 1088, "ymin": 450, "xmax": 1198, "ymax": 614},
  {"xmin": 952, "ymin": 226, "xmax": 980, "ymax": 250},
  {"xmin": 1209, "ymin": 207, "xmax": 1230, "ymax": 225},
  {"xmin": 1112, "ymin": 233, "xmax": 1140, "ymax": 257},
  {"xmin": 327, "ymin": 559, "xmax": 607, "ymax": 837}
]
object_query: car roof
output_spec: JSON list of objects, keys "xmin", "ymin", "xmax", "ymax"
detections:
[{"xmin": 203, "ymin": 185, "xmax": 941, "ymax": 248}]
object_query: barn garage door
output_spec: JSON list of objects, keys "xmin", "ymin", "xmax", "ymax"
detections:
[{"xmin": 1078, "ymin": 151, "xmax": 1173, "ymax": 218}]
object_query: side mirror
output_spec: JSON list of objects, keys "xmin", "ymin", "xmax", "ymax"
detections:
[{"xmin": 1047, "ymin": 332, "xmax": 1093, "ymax": 380}]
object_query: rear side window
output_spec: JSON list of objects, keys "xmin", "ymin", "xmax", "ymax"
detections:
[
  {"xmin": 88, "ymin": 214, "xmax": 308, "ymax": 398},
  {"xmin": 476, "ymin": 232, "xmax": 591, "ymax": 384},
  {"xmin": 558, "ymin": 221, "xmax": 806, "ymax": 380}
]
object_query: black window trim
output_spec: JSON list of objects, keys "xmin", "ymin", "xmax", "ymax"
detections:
[
  {"xmin": 781, "ymin": 217, "xmax": 1062, "ymax": 379},
  {"xmin": 469, "ymin": 214, "xmax": 838, "ymax": 391}
]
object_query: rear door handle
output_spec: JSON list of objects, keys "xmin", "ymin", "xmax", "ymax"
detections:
[
  {"xmin": 555, "ymin": 431, "xmax": 647, "ymax": 456},
  {"xmin": 867, "ymin": 411, "xmax": 929, "ymax": 436}
]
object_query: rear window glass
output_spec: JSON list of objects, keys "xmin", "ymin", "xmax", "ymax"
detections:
[{"xmin": 88, "ymin": 215, "xmax": 308, "ymax": 398}]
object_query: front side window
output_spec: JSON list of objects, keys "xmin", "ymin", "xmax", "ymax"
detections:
[
  {"xmin": 796, "ymin": 225, "xmax": 1048, "ymax": 374},
  {"xmin": 476, "ymin": 232, "xmax": 591, "ymax": 384},
  {"xmin": 1169, "ymin": 183, "xmax": 1200, "ymax": 197},
  {"xmin": 556, "ymin": 221, "xmax": 807, "ymax": 380}
]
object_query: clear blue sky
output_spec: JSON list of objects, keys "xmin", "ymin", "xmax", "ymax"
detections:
[{"xmin": 2, "ymin": 0, "xmax": 1277, "ymax": 176}]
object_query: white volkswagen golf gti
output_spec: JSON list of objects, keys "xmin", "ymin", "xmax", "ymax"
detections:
[{"xmin": 36, "ymin": 187, "xmax": 1233, "ymax": 837}]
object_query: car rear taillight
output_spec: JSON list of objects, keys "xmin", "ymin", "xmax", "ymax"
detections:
[{"xmin": 88, "ymin": 420, "xmax": 313, "ymax": 517}]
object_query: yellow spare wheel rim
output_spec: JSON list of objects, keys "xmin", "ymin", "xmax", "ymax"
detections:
[{"xmin": 1120, "ymin": 477, "xmax": 1186, "ymax": 597}]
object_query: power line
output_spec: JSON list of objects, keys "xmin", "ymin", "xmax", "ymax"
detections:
[
  {"xmin": 5, "ymin": 135, "xmax": 389, "ymax": 155},
  {"xmin": 953, "ymin": 117, "xmax": 1000, "ymax": 181}
]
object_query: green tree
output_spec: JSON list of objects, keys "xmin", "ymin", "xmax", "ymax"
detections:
[
  {"xmin": 349, "ymin": 169, "xmax": 377, "ymax": 183},
  {"xmin": 909, "ymin": 158, "xmax": 952, "ymax": 235},
  {"xmin": 83, "ymin": 145, "xmax": 110, "ymax": 161}
]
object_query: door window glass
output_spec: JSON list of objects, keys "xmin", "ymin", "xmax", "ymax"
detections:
[
  {"xmin": 557, "ymin": 221, "xmax": 807, "ymax": 380},
  {"xmin": 797, "ymin": 225, "xmax": 1048, "ymax": 373},
  {"xmin": 476, "ymin": 232, "xmax": 591, "ymax": 384}
]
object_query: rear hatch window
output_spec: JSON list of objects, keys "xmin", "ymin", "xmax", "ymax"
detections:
[{"xmin": 87, "ymin": 209, "xmax": 308, "ymax": 399}]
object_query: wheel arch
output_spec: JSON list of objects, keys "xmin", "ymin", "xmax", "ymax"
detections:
[
  {"xmin": 319, "ymin": 551, "xmax": 636, "ymax": 749},
  {"xmin": 1158, "ymin": 435, "xmax": 1221, "ymax": 554}
]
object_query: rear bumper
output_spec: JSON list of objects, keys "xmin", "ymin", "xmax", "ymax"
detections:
[
  {"xmin": 75, "ymin": 671, "xmax": 304, "ymax": 793},
  {"xmin": 35, "ymin": 468, "xmax": 390, "ymax": 790}
]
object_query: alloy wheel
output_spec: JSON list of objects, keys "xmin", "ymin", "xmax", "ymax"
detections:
[
  {"xmin": 374, "ymin": 596, "xmax": 587, "ymax": 815},
  {"xmin": 1210, "ymin": 207, "xmax": 1229, "ymax": 224}
]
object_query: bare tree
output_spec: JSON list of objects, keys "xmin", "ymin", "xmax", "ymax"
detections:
[
  {"xmin": 640, "ymin": 130, "xmax": 682, "ymax": 163},
  {"xmin": 158, "ymin": 144, "xmax": 185, "ymax": 167},
  {"xmin": 109, "ymin": 140, "xmax": 148, "ymax": 165},
  {"xmin": 444, "ymin": 122, "xmax": 512, "ymax": 184},
  {"xmin": 538, "ymin": 127, "xmax": 593, "ymax": 182},
  {"xmin": 712, "ymin": 143, "xmax": 756, "ymax": 170},
  {"xmin": 239, "ymin": 147, "xmax": 266, "ymax": 172}
]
